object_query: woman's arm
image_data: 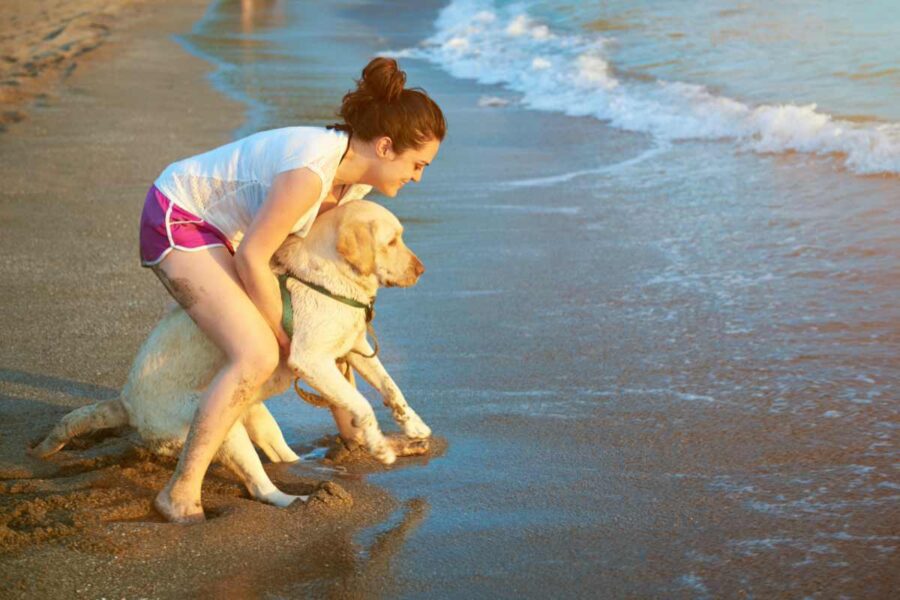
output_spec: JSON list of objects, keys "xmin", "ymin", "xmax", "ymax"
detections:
[{"xmin": 235, "ymin": 168, "xmax": 323, "ymax": 353}]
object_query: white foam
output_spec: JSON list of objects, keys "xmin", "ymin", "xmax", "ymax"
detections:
[
  {"xmin": 677, "ymin": 573, "xmax": 710, "ymax": 596},
  {"xmin": 413, "ymin": 289, "xmax": 503, "ymax": 298},
  {"xmin": 478, "ymin": 95, "xmax": 511, "ymax": 107},
  {"xmin": 392, "ymin": 0, "xmax": 900, "ymax": 176},
  {"xmin": 618, "ymin": 386, "xmax": 717, "ymax": 403},
  {"xmin": 446, "ymin": 202, "xmax": 581, "ymax": 215},
  {"xmin": 498, "ymin": 139, "xmax": 669, "ymax": 188},
  {"xmin": 531, "ymin": 57, "xmax": 551, "ymax": 70}
]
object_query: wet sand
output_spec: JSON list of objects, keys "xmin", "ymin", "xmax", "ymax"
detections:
[{"xmin": 0, "ymin": 1, "xmax": 442, "ymax": 597}]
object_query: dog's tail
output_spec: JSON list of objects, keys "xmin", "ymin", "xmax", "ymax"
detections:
[{"xmin": 29, "ymin": 398, "xmax": 129, "ymax": 459}]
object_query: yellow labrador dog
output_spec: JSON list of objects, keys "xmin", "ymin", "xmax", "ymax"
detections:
[{"xmin": 32, "ymin": 200, "xmax": 432, "ymax": 507}]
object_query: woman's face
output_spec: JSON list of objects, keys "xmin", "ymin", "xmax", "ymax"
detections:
[{"xmin": 371, "ymin": 137, "xmax": 441, "ymax": 197}]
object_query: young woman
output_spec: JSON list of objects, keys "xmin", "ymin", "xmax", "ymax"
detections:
[{"xmin": 139, "ymin": 57, "xmax": 445, "ymax": 523}]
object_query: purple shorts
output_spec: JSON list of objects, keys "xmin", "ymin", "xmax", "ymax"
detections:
[{"xmin": 139, "ymin": 185, "xmax": 234, "ymax": 267}]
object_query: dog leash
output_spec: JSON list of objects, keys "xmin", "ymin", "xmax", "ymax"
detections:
[{"xmin": 278, "ymin": 273, "xmax": 380, "ymax": 408}]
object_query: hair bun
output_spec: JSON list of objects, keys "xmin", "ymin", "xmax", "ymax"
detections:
[
  {"xmin": 336, "ymin": 57, "xmax": 446, "ymax": 153},
  {"xmin": 359, "ymin": 57, "xmax": 406, "ymax": 103}
]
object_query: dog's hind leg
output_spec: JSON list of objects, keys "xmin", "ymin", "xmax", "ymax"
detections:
[
  {"xmin": 219, "ymin": 421, "xmax": 307, "ymax": 507},
  {"xmin": 242, "ymin": 403, "xmax": 300, "ymax": 463},
  {"xmin": 30, "ymin": 399, "xmax": 129, "ymax": 458}
]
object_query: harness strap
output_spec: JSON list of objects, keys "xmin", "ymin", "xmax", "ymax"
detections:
[
  {"xmin": 279, "ymin": 273, "xmax": 295, "ymax": 337},
  {"xmin": 291, "ymin": 276, "xmax": 375, "ymax": 323}
]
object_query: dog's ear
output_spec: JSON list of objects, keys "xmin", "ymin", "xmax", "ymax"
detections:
[
  {"xmin": 271, "ymin": 235, "xmax": 303, "ymax": 275},
  {"xmin": 336, "ymin": 220, "xmax": 375, "ymax": 276}
]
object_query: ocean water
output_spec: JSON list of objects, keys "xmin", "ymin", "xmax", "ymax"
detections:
[
  {"xmin": 400, "ymin": 0, "xmax": 900, "ymax": 175},
  {"xmin": 183, "ymin": 1, "xmax": 898, "ymax": 597}
]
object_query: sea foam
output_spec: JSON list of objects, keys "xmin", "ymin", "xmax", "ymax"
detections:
[{"xmin": 393, "ymin": 0, "xmax": 900, "ymax": 176}]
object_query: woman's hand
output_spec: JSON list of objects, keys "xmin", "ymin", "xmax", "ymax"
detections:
[{"xmin": 274, "ymin": 326, "xmax": 291, "ymax": 360}]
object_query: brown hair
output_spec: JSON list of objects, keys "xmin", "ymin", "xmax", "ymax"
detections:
[{"xmin": 334, "ymin": 57, "xmax": 446, "ymax": 153}]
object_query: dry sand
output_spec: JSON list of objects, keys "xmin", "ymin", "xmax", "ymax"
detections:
[{"xmin": 0, "ymin": 1, "xmax": 435, "ymax": 596}]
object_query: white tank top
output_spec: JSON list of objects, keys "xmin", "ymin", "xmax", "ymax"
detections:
[{"xmin": 154, "ymin": 126, "xmax": 371, "ymax": 246}]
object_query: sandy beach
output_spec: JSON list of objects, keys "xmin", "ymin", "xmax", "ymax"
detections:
[
  {"xmin": 0, "ymin": 1, "xmax": 430, "ymax": 596},
  {"xmin": 2, "ymin": 0, "xmax": 898, "ymax": 597}
]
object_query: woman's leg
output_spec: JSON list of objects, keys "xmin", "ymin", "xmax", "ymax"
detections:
[
  {"xmin": 150, "ymin": 246, "xmax": 280, "ymax": 523},
  {"xmin": 330, "ymin": 405, "xmax": 364, "ymax": 443},
  {"xmin": 326, "ymin": 363, "xmax": 363, "ymax": 443}
]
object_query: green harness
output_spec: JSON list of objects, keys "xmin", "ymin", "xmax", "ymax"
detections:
[{"xmin": 278, "ymin": 273, "xmax": 378, "ymax": 358}]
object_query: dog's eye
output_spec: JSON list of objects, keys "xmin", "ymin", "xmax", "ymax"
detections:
[{"xmin": 388, "ymin": 238, "xmax": 399, "ymax": 247}]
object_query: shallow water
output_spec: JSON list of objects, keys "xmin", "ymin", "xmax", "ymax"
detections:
[{"xmin": 183, "ymin": 1, "xmax": 898, "ymax": 596}]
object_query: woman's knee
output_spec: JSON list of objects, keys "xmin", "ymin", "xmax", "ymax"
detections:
[{"xmin": 230, "ymin": 337, "xmax": 280, "ymax": 385}]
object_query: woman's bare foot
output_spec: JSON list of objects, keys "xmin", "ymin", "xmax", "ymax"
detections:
[{"xmin": 154, "ymin": 487, "xmax": 205, "ymax": 524}]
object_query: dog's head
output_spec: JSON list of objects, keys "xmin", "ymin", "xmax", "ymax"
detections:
[{"xmin": 335, "ymin": 201, "xmax": 425, "ymax": 288}]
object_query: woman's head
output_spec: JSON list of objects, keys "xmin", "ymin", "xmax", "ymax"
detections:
[
  {"xmin": 338, "ymin": 57, "xmax": 445, "ymax": 197},
  {"xmin": 339, "ymin": 57, "xmax": 446, "ymax": 153}
]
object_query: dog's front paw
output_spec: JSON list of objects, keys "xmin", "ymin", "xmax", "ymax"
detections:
[
  {"xmin": 364, "ymin": 429, "xmax": 396, "ymax": 465},
  {"xmin": 352, "ymin": 411, "xmax": 396, "ymax": 465},
  {"xmin": 402, "ymin": 414, "xmax": 432, "ymax": 439},
  {"xmin": 389, "ymin": 403, "xmax": 431, "ymax": 439},
  {"xmin": 369, "ymin": 434, "xmax": 396, "ymax": 465}
]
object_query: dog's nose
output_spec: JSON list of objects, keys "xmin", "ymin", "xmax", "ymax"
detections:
[{"xmin": 413, "ymin": 256, "xmax": 425, "ymax": 277}]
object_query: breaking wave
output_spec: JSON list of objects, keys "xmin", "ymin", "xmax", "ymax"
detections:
[{"xmin": 393, "ymin": 0, "xmax": 900, "ymax": 175}]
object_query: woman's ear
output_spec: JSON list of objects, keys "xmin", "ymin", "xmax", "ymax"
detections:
[
  {"xmin": 336, "ymin": 220, "xmax": 375, "ymax": 276},
  {"xmin": 374, "ymin": 136, "xmax": 396, "ymax": 160}
]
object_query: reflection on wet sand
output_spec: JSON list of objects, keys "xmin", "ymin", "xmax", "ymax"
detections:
[
  {"xmin": 238, "ymin": 0, "xmax": 285, "ymax": 34},
  {"xmin": 198, "ymin": 498, "xmax": 431, "ymax": 599}
]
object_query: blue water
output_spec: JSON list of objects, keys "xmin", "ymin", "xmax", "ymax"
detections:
[
  {"xmin": 545, "ymin": 0, "xmax": 900, "ymax": 121},
  {"xmin": 400, "ymin": 0, "xmax": 900, "ymax": 175},
  {"xmin": 182, "ymin": 1, "xmax": 899, "ymax": 597}
]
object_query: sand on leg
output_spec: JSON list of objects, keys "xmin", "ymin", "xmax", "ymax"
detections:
[{"xmin": 150, "ymin": 246, "xmax": 281, "ymax": 523}]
